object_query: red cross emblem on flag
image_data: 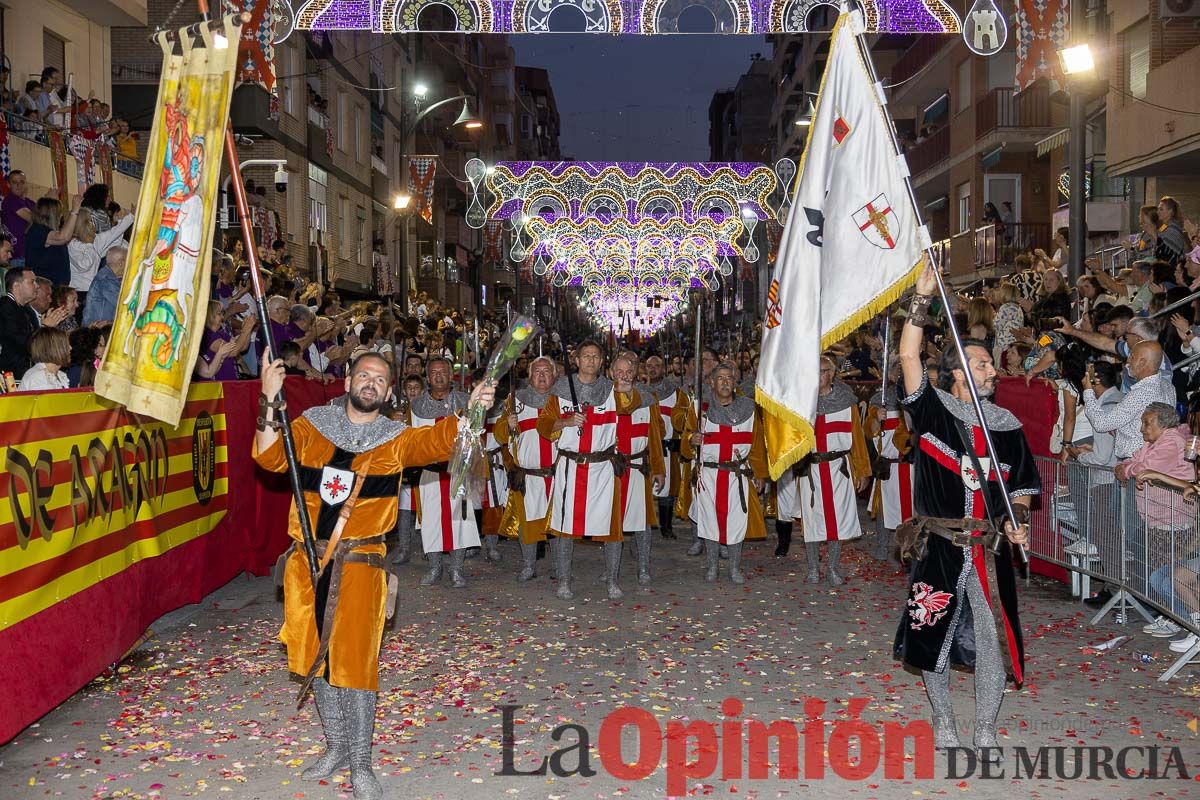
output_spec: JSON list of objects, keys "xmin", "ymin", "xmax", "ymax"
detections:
[
  {"xmin": 852, "ymin": 193, "xmax": 898, "ymax": 250},
  {"xmin": 320, "ymin": 466, "xmax": 356, "ymax": 506},
  {"xmin": 833, "ymin": 115, "xmax": 850, "ymax": 145}
]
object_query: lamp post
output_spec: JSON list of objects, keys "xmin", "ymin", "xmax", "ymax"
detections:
[
  {"xmin": 393, "ymin": 192, "xmax": 412, "ymax": 308},
  {"xmin": 1059, "ymin": 36, "xmax": 1096, "ymax": 291}
]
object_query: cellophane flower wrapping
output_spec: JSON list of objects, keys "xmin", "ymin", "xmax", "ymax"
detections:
[{"xmin": 449, "ymin": 316, "xmax": 542, "ymax": 500}]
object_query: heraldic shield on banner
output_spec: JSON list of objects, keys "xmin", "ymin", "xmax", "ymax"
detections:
[
  {"xmin": 94, "ymin": 17, "xmax": 241, "ymax": 426},
  {"xmin": 852, "ymin": 193, "xmax": 898, "ymax": 249}
]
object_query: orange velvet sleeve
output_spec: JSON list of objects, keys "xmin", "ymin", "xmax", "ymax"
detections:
[
  {"xmin": 390, "ymin": 415, "xmax": 460, "ymax": 468},
  {"xmin": 536, "ymin": 395, "xmax": 563, "ymax": 442},
  {"xmin": 848, "ymin": 405, "xmax": 871, "ymax": 481},
  {"xmin": 648, "ymin": 403, "xmax": 666, "ymax": 477},
  {"xmin": 252, "ymin": 416, "xmax": 314, "ymax": 472},
  {"xmin": 749, "ymin": 414, "xmax": 769, "ymax": 480}
]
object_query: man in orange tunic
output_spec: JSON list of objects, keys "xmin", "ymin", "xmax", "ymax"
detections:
[{"xmin": 254, "ymin": 351, "xmax": 494, "ymax": 800}]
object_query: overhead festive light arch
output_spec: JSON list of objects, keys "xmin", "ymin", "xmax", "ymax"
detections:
[{"xmin": 294, "ymin": 0, "xmax": 961, "ymax": 33}]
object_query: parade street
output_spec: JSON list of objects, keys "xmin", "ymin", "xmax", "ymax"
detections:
[{"xmin": 3, "ymin": 526, "xmax": 1197, "ymax": 800}]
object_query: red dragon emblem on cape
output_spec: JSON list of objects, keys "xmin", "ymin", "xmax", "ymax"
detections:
[{"xmin": 908, "ymin": 581, "xmax": 953, "ymax": 630}]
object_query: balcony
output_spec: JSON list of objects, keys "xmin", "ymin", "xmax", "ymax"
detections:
[
  {"xmin": 890, "ymin": 36, "xmax": 949, "ymax": 86},
  {"xmin": 953, "ymin": 222, "xmax": 1052, "ymax": 276},
  {"xmin": 1, "ymin": 113, "xmax": 143, "ymax": 200},
  {"xmin": 371, "ymin": 153, "xmax": 388, "ymax": 175},
  {"xmin": 904, "ymin": 125, "xmax": 950, "ymax": 178},
  {"xmin": 976, "ymin": 86, "xmax": 1052, "ymax": 138}
]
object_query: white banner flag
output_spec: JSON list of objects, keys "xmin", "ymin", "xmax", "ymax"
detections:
[{"xmin": 755, "ymin": 10, "xmax": 925, "ymax": 480}]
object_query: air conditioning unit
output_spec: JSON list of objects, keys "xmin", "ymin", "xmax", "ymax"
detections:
[{"xmin": 1161, "ymin": 0, "xmax": 1200, "ymax": 18}]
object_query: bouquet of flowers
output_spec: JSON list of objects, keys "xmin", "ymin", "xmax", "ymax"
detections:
[{"xmin": 448, "ymin": 315, "xmax": 542, "ymax": 499}]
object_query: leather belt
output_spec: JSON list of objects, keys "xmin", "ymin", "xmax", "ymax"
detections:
[
  {"xmin": 509, "ymin": 463, "xmax": 554, "ymax": 494},
  {"xmin": 625, "ymin": 447, "xmax": 650, "ymax": 476},
  {"xmin": 699, "ymin": 457, "xmax": 754, "ymax": 512},
  {"xmin": 558, "ymin": 445, "xmax": 618, "ymax": 466}
]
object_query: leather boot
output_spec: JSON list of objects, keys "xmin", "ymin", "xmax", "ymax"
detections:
[
  {"xmin": 774, "ymin": 520, "xmax": 792, "ymax": 557},
  {"xmin": 419, "ymin": 552, "xmax": 443, "ymax": 586},
  {"xmin": 604, "ymin": 541, "xmax": 624, "ymax": 600},
  {"xmin": 484, "ymin": 534, "xmax": 502, "ymax": 562},
  {"xmin": 658, "ymin": 499, "xmax": 677, "ymax": 539},
  {"xmin": 728, "ymin": 542, "xmax": 746, "ymax": 584},
  {"xmin": 517, "ymin": 542, "xmax": 537, "ymax": 582},
  {"xmin": 341, "ymin": 688, "xmax": 383, "ymax": 800},
  {"xmin": 555, "ymin": 538, "xmax": 574, "ymax": 600},
  {"xmin": 301, "ymin": 678, "xmax": 348, "ymax": 780},
  {"xmin": 635, "ymin": 530, "xmax": 652, "ymax": 586},
  {"xmin": 705, "ymin": 540, "xmax": 719, "ymax": 582},
  {"xmin": 449, "ymin": 548, "xmax": 467, "ymax": 588}
]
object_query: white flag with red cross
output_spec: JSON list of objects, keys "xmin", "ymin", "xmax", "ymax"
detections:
[{"xmin": 756, "ymin": 9, "xmax": 925, "ymax": 480}]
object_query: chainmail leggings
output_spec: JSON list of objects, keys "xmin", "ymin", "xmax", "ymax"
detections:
[{"xmin": 921, "ymin": 560, "xmax": 1005, "ymax": 740}]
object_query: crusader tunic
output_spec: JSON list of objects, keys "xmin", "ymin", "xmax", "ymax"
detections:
[
  {"xmin": 866, "ymin": 387, "xmax": 915, "ymax": 529},
  {"xmin": 252, "ymin": 405, "xmax": 458, "ymax": 691},
  {"xmin": 480, "ymin": 407, "xmax": 510, "ymax": 534},
  {"xmin": 615, "ymin": 389, "xmax": 667, "ymax": 532},
  {"xmin": 638, "ymin": 378, "xmax": 688, "ymax": 502},
  {"xmin": 537, "ymin": 375, "xmax": 621, "ymax": 540},
  {"xmin": 410, "ymin": 390, "xmax": 479, "ymax": 554},
  {"xmin": 798, "ymin": 382, "xmax": 871, "ymax": 543},
  {"xmin": 892, "ymin": 372, "xmax": 1040, "ymax": 683},
  {"xmin": 681, "ymin": 394, "xmax": 769, "ymax": 545},
  {"xmin": 496, "ymin": 387, "xmax": 557, "ymax": 543}
]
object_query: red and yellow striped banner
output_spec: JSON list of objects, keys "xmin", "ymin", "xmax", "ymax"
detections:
[{"xmin": 0, "ymin": 383, "xmax": 229, "ymax": 631}]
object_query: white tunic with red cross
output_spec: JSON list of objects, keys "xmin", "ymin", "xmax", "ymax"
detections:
[
  {"xmin": 691, "ymin": 415, "xmax": 756, "ymax": 545},
  {"xmin": 653, "ymin": 389, "xmax": 678, "ymax": 499},
  {"xmin": 549, "ymin": 390, "xmax": 618, "ymax": 538},
  {"xmin": 482, "ymin": 415, "xmax": 509, "ymax": 512},
  {"xmin": 617, "ymin": 400, "xmax": 653, "ymax": 532},
  {"xmin": 512, "ymin": 399, "xmax": 557, "ymax": 522},
  {"xmin": 413, "ymin": 411, "xmax": 481, "ymax": 553},
  {"xmin": 799, "ymin": 407, "xmax": 863, "ymax": 543},
  {"xmin": 869, "ymin": 408, "xmax": 914, "ymax": 529}
]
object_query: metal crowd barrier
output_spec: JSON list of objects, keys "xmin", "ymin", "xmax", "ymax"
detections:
[{"xmin": 1029, "ymin": 456, "xmax": 1200, "ymax": 682}]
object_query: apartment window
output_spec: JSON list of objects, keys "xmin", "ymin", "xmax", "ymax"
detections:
[
  {"xmin": 286, "ymin": 171, "xmax": 302, "ymax": 242},
  {"xmin": 281, "ymin": 46, "xmax": 297, "ymax": 117},
  {"xmin": 42, "ymin": 29, "xmax": 65, "ymax": 77},
  {"xmin": 1126, "ymin": 21, "xmax": 1150, "ymax": 100},
  {"xmin": 956, "ymin": 182, "xmax": 971, "ymax": 234},
  {"xmin": 354, "ymin": 105, "xmax": 365, "ymax": 162},
  {"xmin": 357, "ymin": 206, "xmax": 368, "ymax": 265},
  {"xmin": 955, "ymin": 59, "xmax": 971, "ymax": 113},
  {"xmin": 339, "ymin": 196, "xmax": 351, "ymax": 259},
  {"xmin": 520, "ymin": 114, "xmax": 532, "ymax": 137}
]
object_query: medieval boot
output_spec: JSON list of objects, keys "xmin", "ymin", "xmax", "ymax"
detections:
[
  {"xmin": 827, "ymin": 541, "xmax": 844, "ymax": 586},
  {"xmin": 719, "ymin": 544, "xmax": 729, "ymax": 560},
  {"xmin": 604, "ymin": 541, "xmax": 624, "ymax": 600},
  {"xmin": 394, "ymin": 526, "xmax": 412, "ymax": 565},
  {"xmin": 517, "ymin": 542, "xmax": 538, "ymax": 582},
  {"xmin": 687, "ymin": 532, "xmax": 704, "ymax": 556},
  {"xmin": 728, "ymin": 542, "xmax": 746, "ymax": 584},
  {"xmin": 301, "ymin": 679, "xmax": 348, "ymax": 781},
  {"xmin": 804, "ymin": 543, "xmax": 821, "ymax": 584},
  {"xmin": 874, "ymin": 526, "xmax": 893, "ymax": 561},
  {"xmin": 658, "ymin": 499, "xmax": 677, "ymax": 539},
  {"xmin": 484, "ymin": 534, "xmax": 503, "ymax": 562},
  {"xmin": 449, "ymin": 548, "xmax": 468, "ymax": 588},
  {"xmin": 555, "ymin": 538, "xmax": 575, "ymax": 600},
  {"xmin": 705, "ymin": 541, "xmax": 720, "ymax": 582},
  {"xmin": 774, "ymin": 520, "xmax": 793, "ymax": 557},
  {"xmin": 342, "ymin": 688, "xmax": 383, "ymax": 800},
  {"xmin": 635, "ymin": 530, "xmax": 652, "ymax": 586},
  {"xmin": 922, "ymin": 669, "xmax": 961, "ymax": 750},
  {"xmin": 419, "ymin": 552, "xmax": 444, "ymax": 586}
]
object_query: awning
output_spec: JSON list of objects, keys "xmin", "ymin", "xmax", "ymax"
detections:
[
  {"xmin": 923, "ymin": 92, "xmax": 949, "ymax": 123},
  {"xmin": 981, "ymin": 145, "xmax": 1004, "ymax": 169},
  {"xmin": 924, "ymin": 195, "xmax": 949, "ymax": 212},
  {"xmin": 1037, "ymin": 128, "xmax": 1070, "ymax": 158}
]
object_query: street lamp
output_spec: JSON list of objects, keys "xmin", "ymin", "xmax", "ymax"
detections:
[
  {"xmin": 793, "ymin": 92, "xmax": 818, "ymax": 127},
  {"xmin": 1057, "ymin": 39, "xmax": 1096, "ymax": 289},
  {"xmin": 454, "ymin": 98, "xmax": 483, "ymax": 130},
  {"xmin": 394, "ymin": 192, "xmax": 411, "ymax": 211}
]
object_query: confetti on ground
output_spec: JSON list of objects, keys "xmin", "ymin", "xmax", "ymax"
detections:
[{"xmin": 2, "ymin": 529, "xmax": 1199, "ymax": 799}]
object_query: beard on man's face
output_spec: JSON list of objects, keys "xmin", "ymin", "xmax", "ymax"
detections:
[{"xmin": 349, "ymin": 384, "xmax": 386, "ymax": 413}]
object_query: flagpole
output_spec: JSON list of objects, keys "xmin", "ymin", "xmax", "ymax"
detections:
[{"xmin": 846, "ymin": 4, "xmax": 1027, "ymax": 564}]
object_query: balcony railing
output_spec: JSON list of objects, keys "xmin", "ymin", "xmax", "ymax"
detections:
[
  {"xmin": 2, "ymin": 111, "xmax": 144, "ymax": 180},
  {"xmin": 904, "ymin": 125, "xmax": 949, "ymax": 177},
  {"xmin": 976, "ymin": 85, "xmax": 1052, "ymax": 137},
  {"xmin": 974, "ymin": 222, "xmax": 1052, "ymax": 269},
  {"xmin": 890, "ymin": 36, "xmax": 949, "ymax": 86},
  {"xmin": 371, "ymin": 153, "xmax": 387, "ymax": 175}
]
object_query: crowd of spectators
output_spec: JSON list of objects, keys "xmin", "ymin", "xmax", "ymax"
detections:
[{"xmin": 3, "ymin": 66, "xmax": 137, "ymax": 157}]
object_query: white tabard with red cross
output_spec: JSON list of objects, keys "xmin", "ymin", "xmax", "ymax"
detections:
[
  {"xmin": 690, "ymin": 415, "xmax": 755, "ymax": 545},
  {"xmin": 653, "ymin": 389, "xmax": 678, "ymax": 499},
  {"xmin": 868, "ymin": 409, "xmax": 914, "ymax": 529},
  {"xmin": 799, "ymin": 407, "xmax": 862, "ymax": 543},
  {"xmin": 512, "ymin": 400, "xmax": 556, "ymax": 522},
  {"xmin": 482, "ymin": 416, "xmax": 509, "ymax": 512},
  {"xmin": 413, "ymin": 412, "xmax": 481, "ymax": 553},
  {"xmin": 550, "ymin": 390, "xmax": 618, "ymax": 537},
  {"xmin": 617, "ymin": 402, "xmax": 653, "ymax": 531}
]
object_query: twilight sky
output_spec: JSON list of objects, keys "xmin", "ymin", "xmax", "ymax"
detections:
[{"xmin": 510, "ymin": 34, "xmax": 768, "ymax": 162}]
